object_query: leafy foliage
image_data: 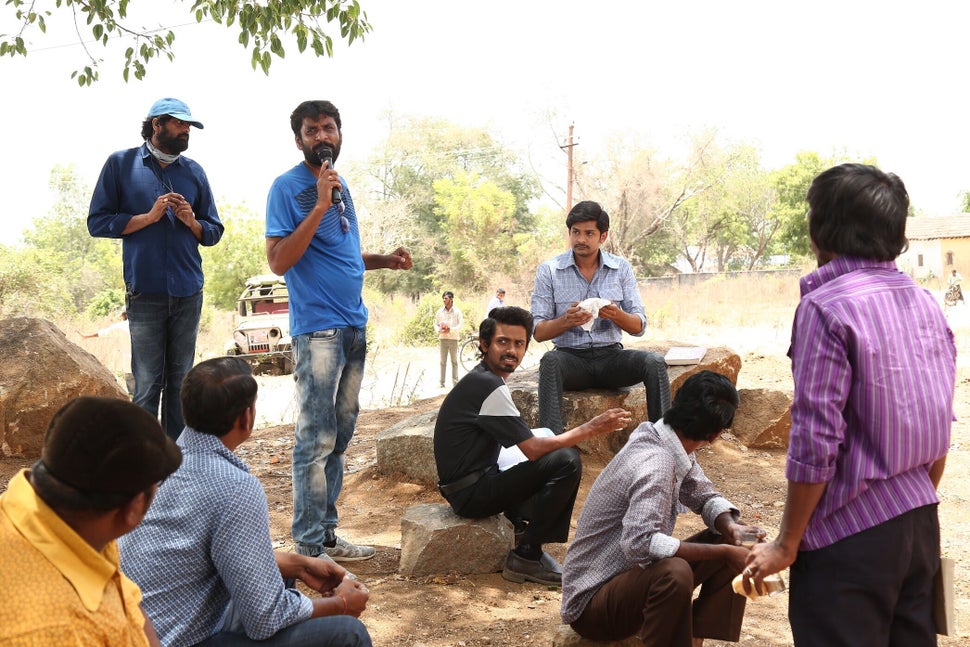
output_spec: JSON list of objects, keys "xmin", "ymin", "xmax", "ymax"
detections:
[
  {"xmin": 397, "ymin": 293, "xmax": 444, "ymax": 347},
  {"xmin": 1, "ymin": 0, "xmax": 371, "ymax": 85},
  {"xmin": 354, "ymin": 114, "xmax": 540, "ymax": 297},
  {"xmin": 769, "ymin": 151, "xmax": 833, "ymax": 259},
  {"xmin": 86, "ymin": 287, "xmax": 125, "ymax": 317},
  {"xmin": 19, "ymin": 165, "xmax": 123, "ymax": 313},
  {"xmin": 200, "ymin": 204, "xmax": 271, "ymax": 310},
  {"xmin": 396, "ymin": 292, "xmax": 473, "ymax": 347}
]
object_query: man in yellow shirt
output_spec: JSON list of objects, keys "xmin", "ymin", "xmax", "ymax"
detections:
[{"xmin": 0, "ymin": 396, "xmax": 182, "ymax": 646}]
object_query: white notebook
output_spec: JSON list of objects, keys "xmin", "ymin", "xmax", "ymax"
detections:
[{"xmin": 664, "ymin": 346, "xmax": 707, "ymax": 366}]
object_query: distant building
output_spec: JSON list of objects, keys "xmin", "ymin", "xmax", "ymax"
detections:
[{"xmin": 898, "ymin": 214, "xmax": 970, "ymax": 281}]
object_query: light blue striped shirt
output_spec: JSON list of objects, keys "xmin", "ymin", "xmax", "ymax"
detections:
[
  {"xmin": 531, "ymin": 249, "xmax": 646, "ymax": 348},
  {"xmin": 787, "ymin": 256, "xmax": 956, "ymax": 550}
]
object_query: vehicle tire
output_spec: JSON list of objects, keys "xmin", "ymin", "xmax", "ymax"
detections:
[
  {"xmin": 280, "ymin": 354, "xmax": 294, "ymax": 375},
  {"xmin": 459, "ymin": 337, "xmax": 480, "ymax": 372}
]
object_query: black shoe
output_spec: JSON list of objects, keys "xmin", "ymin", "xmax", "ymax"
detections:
[{"xmin": 502, "ymin": 550, "xmax": 562, "ymax": 586}]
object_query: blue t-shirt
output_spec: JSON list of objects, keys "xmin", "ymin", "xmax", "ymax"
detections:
[
  {"xmin": 265, "ymin": 163, "xmax": 367, "ymax": 335},
  {"xmin": 88, "ymin": 143, "xmax": 223, "ymax": 296}
]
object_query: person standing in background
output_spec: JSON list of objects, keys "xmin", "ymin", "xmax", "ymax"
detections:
[
  {"xmin": 486, "ymin": 287, "xmax": 506, "ymax": 315},
  {"xmin": 435, "ymin": 290, "xmax": 464, "ymax": 388}
]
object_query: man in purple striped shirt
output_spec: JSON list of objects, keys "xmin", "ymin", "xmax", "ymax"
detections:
[{"xmin": 743, "ymin": 164, "xmax": 956, "ymax": 647}]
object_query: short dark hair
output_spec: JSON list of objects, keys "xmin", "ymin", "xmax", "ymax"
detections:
[
  {"xmin": 807, "ymin": 163, "xmax": 909, "ymax": 261},
  {"xmin": 478, "ymin": 306, "xmax": 533, "ymax": 358},
  {"xmin": 442, "ymin": 291, "xmax": 454, "ymax": 299},
  {"xmin": 181, "ymin": 357, "xmax": 257, "ymax": 437},
  {"xmin": 663, "ymin": 371, "xmax": 739, "ymax": 442},
  {"xmin": 30, "ymin": 460, "xmax": 157, "ymax": 514},
  {"xmin": 565, "ymin": 200, "xmax": 609, "ymax": 233},
  {"xmin": 141, "ymin": 114, "xmax": 172, "ymax": 140},
  {"xmin": 290, "ymin": 100, "xmax": 342, "ymax": 137}
]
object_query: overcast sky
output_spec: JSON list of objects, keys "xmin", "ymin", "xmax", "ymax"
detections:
[{"xmin": 2, "ymin": 0, "xmax": 968, "ymax": 246}]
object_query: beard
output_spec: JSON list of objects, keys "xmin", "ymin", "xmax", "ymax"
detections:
[
  {"xmin": 155, "ymin": 130, "xmax": 189, "ymax": 154},
  {"xmin": 303, "ymin": 138, "xmax": 342, "ymax": 167}
]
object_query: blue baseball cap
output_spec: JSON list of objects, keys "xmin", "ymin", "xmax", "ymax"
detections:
[{"xmin": 147, "ymin": 97, "xmax": 204, "ymax": 129}]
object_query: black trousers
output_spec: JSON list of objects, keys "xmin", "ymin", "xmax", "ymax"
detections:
[
  {"xmin": 445, "ymin": 447, "xmax": 581, "ymax": 547},
  {"xmin": 789, "ymin": 504, "xmax": 940, "ymax": 647},
  {"xmin": 538, "ymin": 346, "xmax": 671, "ymax": 434}
]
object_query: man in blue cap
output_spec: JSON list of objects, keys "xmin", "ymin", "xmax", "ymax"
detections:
[{"xmin": 89, "ymin": 98, "xmax": 224, "ymax": 440}]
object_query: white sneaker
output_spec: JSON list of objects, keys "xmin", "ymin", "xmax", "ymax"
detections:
[{"xmin": 323, "ymin": 535, "xmax": 376, "ymax": 562}]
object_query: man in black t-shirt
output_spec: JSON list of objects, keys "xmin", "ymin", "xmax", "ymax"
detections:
[{"xmin": 433, "ymin": 306, "xmax": 631, "ymax": 586}]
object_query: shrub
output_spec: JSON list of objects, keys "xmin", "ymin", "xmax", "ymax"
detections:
[{"xmin": 398, "ymin": 293, "xmax": 475, "ymax": 346}]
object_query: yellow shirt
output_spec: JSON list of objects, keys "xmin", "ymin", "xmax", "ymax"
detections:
[{"xmin": 0, "ymin": 470, "xmax": 149, "ymax": 647}]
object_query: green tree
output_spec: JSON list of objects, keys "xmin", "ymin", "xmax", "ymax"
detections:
[
  {"xmin": 769, "ymin": 151, "xmax": 880, "ymax": 258},
  {"xmin": 577, "ymin": 130, "xmax": 727, "ymax": 275},
  {"xmin": 433, "ymin": 172, "xmax": 519, "ymax": 291},
  {"xmin": 20, "ymin": 164, "xmax": 122, "ymax": 313},
  {"xmin": 200, "ymin": 204, "xmax": 271, "ymax": 310},
  {"xmin": 353, "ymin": 114, "xmax": 539, "ymax": 296},
  {"xmin": 1, "ymin": 0, "xmax": 371, "ymax": 86},
  {"xmin": 769, "ymin": 151, "xmax": 832, "ymax": 258}
]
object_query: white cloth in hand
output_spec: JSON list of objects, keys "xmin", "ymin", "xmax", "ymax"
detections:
[{"xmin": 576, "ymin": 298, "xmax": 612, "ymax": 331}]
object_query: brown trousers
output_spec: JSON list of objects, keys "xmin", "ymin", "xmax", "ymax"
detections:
[{"xmin": 570, "ymin": 531, "xmax": 746, "ymax": 646}]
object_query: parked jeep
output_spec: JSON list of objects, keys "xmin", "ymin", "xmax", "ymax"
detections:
[{"xmin": 225, "ymin": 275, "xmax": 293, "ymax": 375}]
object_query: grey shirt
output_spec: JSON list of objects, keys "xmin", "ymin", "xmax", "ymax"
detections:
[{"xmin": 560, "ymin": 420, "xmax": 737, "ymax": 624}]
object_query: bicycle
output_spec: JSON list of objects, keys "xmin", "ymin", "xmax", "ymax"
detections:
[
  {"xmin": 458, "ymin": 335, "xmax": 551, "ymax": 372},
  {"xmin": 944, "ymin": 283, "xmax": 962, "ymax": 309}
]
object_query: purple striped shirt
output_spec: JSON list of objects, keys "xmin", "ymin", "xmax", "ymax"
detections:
[{"xmin": 787, "ymin": 256, "xmax": 956, "ymax": 551}]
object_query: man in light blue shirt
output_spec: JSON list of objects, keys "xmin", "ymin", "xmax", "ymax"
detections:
[
  {"xmin": 119, "ymin": 357, "xmax": 371, "ymax": 647},
  {"xmin": 531, "ymin": 201, "xmax": 670, "ymax": 433}
]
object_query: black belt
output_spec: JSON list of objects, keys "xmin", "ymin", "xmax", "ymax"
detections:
[
  {"xmin": 438, "ymin": 467, "xmax": 490, "ymax": 498},
  {"xmin": 555, "ymin": 343, "xmax": 623, "ymax": 356}
]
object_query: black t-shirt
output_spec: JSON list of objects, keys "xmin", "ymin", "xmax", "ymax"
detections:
[{"xmin": 433, "ymin": 362, "xmax": 533, "ymax": 485}]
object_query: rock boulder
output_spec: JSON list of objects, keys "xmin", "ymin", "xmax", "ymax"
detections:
[
  {"xmin": 376, "ymin": 410, "xmax": 439, "ymax": 486},
  {"xmin": 732, "ymin": 388, "xmax": 793, "ymax": 449},
  {"xmin": 399, "ymin": 503, "xmax": 512, "ymax": 577},
  {"xmin": 0, "ymin": 317, "xmax": 126, "ymax": 458},
  {"xmin": 551, "ymin": 624, "xmax": 643, "ymax": 646},
  {"xmin": 508, "ymin": 342, "xmax": 741, "ymax": 461}
]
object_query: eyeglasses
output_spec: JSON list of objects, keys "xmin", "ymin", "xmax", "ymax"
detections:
[{"xmin": 337, "ymin": 199, "xmax": 349, "ymax": 233}]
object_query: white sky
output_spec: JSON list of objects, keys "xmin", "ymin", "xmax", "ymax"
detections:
[{"xmin": 2, "ymin": 0, "xmax": 969, "ymax": 246}]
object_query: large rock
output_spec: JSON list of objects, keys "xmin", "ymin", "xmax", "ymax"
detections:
[
  {"xmin": 0, "ymin": 317, "xmax": 126, "ymax": 458},
  {"xmin": 508, "ymin": 342, "xmax": 741, "ymax": 460},
  {"xmin": 374, "ymin": 343, "xmax": 745, "ymax": 483},
  {"xmin": 552, "ymin": 624, "xmax": 643, "ymax": 646},
  {"xmin": 376, "ymin": 410, "xmax": 439, "ymax": 485},
  {"xmin": 732, "ymin": 388, "xmax": 792, "ymax": 449},
  {"xmin": 399, "ymin": 503, "xmax": 512, "ymax": 577}
]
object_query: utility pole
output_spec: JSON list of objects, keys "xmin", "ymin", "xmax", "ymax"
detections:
[{"xmin": 560, "ymin": 123, "xmax": 576, "ymax": 213}]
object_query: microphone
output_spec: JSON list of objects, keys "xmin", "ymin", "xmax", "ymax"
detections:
[{"xmin": 316, "ymin": 145, "xmax": 342, "ymax": 205}]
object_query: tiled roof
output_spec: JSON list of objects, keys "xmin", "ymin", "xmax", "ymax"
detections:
[{"xmin": 905, "ymin": 214, "xmax": 970, "ymax": 240}]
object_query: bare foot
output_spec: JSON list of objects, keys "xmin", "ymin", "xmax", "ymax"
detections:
[{"xmin": 692, "ymin": 638, "xmax": 704, "ymax": 647}]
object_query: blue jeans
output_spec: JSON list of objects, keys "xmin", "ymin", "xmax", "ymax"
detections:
[
  {"xmin": 125, "ymin": 288, "xmax": 203, "ymax": 440},
  {"xmin": 291, "ymin": 327, "xmax": 366, "ymax": 554},
  {"xmin": 196, "ymin": 614, "xmax": 371, "ymax": 647}
]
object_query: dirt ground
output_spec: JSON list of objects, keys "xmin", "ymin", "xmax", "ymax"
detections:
[{"xmin": 2, "ymin": 337, "xmax": 969, "ymax": 645}]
